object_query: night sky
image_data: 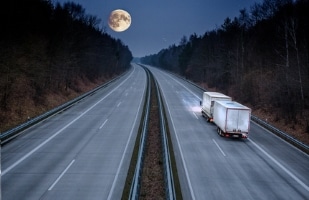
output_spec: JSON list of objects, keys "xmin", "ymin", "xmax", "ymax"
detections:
[{"xmin": 53, "ymin": 0, "xmax": 262, "ymax": 58}]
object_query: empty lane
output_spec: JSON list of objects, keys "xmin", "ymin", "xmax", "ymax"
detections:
[{"xmin": 2, "ymin": 64, "xmax": 146, "ymax": 200}]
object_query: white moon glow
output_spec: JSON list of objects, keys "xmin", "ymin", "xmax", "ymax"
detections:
[{"xmin": 108, "ymin": 9, "xmax": 131, "ymax": 32}]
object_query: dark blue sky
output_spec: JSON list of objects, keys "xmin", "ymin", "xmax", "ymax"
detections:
[{"xmin": 53, "ymin": 0, "xmax": 262, "ymax": 57}]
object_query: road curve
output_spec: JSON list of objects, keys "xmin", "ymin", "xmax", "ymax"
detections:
[
  {"xmin": 146, "ymin": 65, "xmax": 309, "ymax": 200},
  {"xmin": 1, "ymin": 64, "xmax": 147, "ymax": 200}
]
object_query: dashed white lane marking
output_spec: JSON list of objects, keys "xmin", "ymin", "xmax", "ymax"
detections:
[
  {"xmin": 107, "ymin": 80, "xmax": 145, "ymax": 200},
  {"xmin": 212, "ymin": 139, "xmax": 226, "ymax": 157},
  {"xmin": 2, "ymin": 67, "xmax": 136, "ymax": 176},
  {"xmin": 48, "ymin": 159, "xmax": 75, "ymax": 191},
  {"xmin": 99, "ymin": 119, "xmax": 108, "ymax": 129}
]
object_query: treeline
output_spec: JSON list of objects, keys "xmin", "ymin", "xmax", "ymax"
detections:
[
  {"xmin": 0, "ymin": 0, "xmax": 132, "ymax": 131},
  {"xmin": 141, "ymin": 0, "xmax": 309, "ymax": 124}
]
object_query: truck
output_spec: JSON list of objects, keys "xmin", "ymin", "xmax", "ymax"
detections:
[
  {"xmin": 213, "ymin": 100, "xmax": 251, "ymax": 139},
  {"xmin": 201, "ymin": 92, "xmax": 231, "ymax": 122}
]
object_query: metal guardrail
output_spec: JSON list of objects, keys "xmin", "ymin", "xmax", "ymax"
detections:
[
  {"xmin": 171, "ymin": 71, "xmax": 309, "ymax": 154},
  {"xmin": 0, "ymin": 74, "xmax": 123, "ymax": 144},
  {"xmin": 129, "ymin": 67, "xmax": 151, "ymax": 199},
  {"xmin": 129, "ymin": 67, "xmax": 176, "ymax": 199},
  {"xmin": 155, "ymin": 77, "xmax": 176, "ymax": 199},
  {"xmin": 251, "ymin": 115, "xmax": 309, "ymax": 153}
]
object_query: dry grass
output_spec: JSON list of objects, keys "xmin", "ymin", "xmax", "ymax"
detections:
[
  {"xmin": 0, "ymin": 76, "xmax": 107, "ymax": 133},
  {"xmin": 140, "ymin": 78, "xmax": 165, "ymax": 199},
  {"xmin": 253, "ymin": 108, "xmax": 309, "ymax": 145}
]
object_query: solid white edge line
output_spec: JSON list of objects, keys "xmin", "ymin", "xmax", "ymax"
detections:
[
  {"xmin": 155, "ymin": 78, "xmax": 196, "ymax": 200},
  {"xmin": 107, "ymin": 66, "xmax": 145, "ymax": 200},
  {"xmin": 165, "ymin": 97, "xmax": 197, "ymax": 200},
  {"xmin": 99, "ymin": 119, "xmax": 108, "ymax": 129},
  {"xmin": 48, "ymin": 159, "xmax": 75, "ymax": 191},
  {"xmin": 252, "ymin": 121, "xmax": 309, "ymax": 157},
  {"xmin": 155, "ymin": 67, "xmax": 309, "ymax": 193},
  {"xmin": 249, "ymin": 138, "xmax": 309, "ymax": 192},
  {"xmin": 2, "ymin": 67, "xmax": 136, "ymax": 176},
  {"xmin": 212, "ymin": 139, "xmax": 226, "ymax": 157}
]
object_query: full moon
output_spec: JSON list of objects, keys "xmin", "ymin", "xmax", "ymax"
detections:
[{"xmin": 108, "ymin": 9, "xmax": 131, "ymax": 32}]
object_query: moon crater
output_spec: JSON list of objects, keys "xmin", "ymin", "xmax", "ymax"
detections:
[{"xmin": 108, "ymin": 9, "xmax": 131, "ymax": 32}]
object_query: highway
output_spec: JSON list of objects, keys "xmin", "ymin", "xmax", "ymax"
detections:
[
  {"xmin": 2, "ymin": 63, "xmax": 309, "ymax": 200},
  {"xmin": 1, "ymin": 64, "xmax": 147, "ymax": 200},
  {"xmin": 146, "ymin": 65, "xmax": 309, "ymax": 200}
]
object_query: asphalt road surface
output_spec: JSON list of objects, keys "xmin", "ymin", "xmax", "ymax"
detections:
[
  {"xmin": 147, "ymin": 65, "xmax": 309, "ymax": 200},
  {"xmin": 1, "ymin": 64, "xmax": 146, "ymax": 200}
]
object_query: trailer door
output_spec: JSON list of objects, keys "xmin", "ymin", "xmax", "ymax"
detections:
[
  {"xmin": 226, "ymin": 109, "xmax": 238, "ymax": 132},
  {"xmin": 237, "ymin": 109, "xmax": 250, "ymax": 132}
]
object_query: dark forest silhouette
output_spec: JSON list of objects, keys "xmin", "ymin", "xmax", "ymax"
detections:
[
  {"xmin": 1, "ymin": 0, "xmax": 308, "ymax": 144},
  {"xmin": 141, "ymin": 0, "xmax": 309, "ymax": 142},
  {"xmin": 0, "ymin": 0, "xmax": 132, "ymax": 131}
]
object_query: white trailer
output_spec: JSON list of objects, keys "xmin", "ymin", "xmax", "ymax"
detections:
[
  {"xmin": 213, "ymin": 100, "xmax": 251, "ymax": 139},
  {"xmin": 201, "ymin": 92, "xmax": 231, "ymax": 122}
]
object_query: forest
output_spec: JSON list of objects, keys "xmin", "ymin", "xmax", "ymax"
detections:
[
  {"xmin": 141, "ymin": 0, "xmax": 309, "ymax": 144},
  {"xmin": 0, "ymin": 0, "xmax": 132, "ymax": 132}
]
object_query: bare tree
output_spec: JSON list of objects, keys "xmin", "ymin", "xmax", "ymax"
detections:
[{"xmin": 288, "ymin": 17, "xmax": 304, "ymax": 101}]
